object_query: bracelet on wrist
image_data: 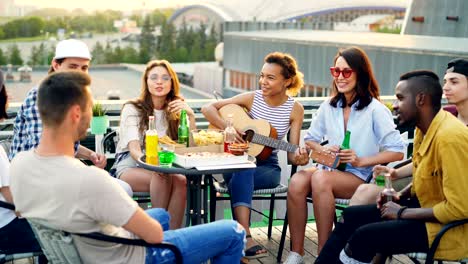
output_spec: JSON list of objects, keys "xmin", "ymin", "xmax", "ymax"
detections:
[{"xmin": 397, "ymin": 206, "xmax": 408, "ymax": 220}]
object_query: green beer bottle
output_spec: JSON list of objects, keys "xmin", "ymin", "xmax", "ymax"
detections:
[
  {"xmin": 178, "ymin": 109, "xmax": 189, "ymax": 147},
  {"xmin": 337, "ymin": 130, "xmax": 351, "ymax": 171}
]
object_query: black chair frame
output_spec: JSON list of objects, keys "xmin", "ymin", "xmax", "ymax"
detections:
[
  {"xmin": 0, "ymin": 201, "xmax": 183, "ymax": 263},
  {"xmin": 0, "ymin": 201, "xmax": 45, "ymax": 264},
  {"xmin": 276, "ymin": 157, "xmax": 412, "ymax": 262}
]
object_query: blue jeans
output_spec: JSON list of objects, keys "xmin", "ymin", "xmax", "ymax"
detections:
[
  {"xmin": 145, "ymin": 208, "xmax": 245, "ymax": 264},
  {"xmin": 223, "ymin": 154, "xmax": 281, "ymax": 208}
]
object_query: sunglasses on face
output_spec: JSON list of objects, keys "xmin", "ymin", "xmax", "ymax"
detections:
[
  {"xmin": 148, "ymin": 74, "xmax": 171, "ymax": 82},
  {"xmin": 330, "ymin": 67, "xmax": 354, "ymax": 78}
]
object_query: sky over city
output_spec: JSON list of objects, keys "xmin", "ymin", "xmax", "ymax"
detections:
[{"xmin": 15, "ymin": 0, "xmax": 194, "ymax": 11}]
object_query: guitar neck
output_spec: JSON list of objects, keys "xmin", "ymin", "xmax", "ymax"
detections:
[{"xmin": 251, "ymin": 133, "xmax": 298, "ymax": 153}]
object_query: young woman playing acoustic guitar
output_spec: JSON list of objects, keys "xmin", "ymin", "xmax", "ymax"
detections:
[{"xmin": 202, "ymin": 52, "xmax": 309, "ymax": 259}]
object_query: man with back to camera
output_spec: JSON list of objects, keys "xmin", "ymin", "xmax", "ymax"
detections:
[
  {"xmin": 10, "ymin": 71, "xmax": 246, "ymax": 263},
  {"xmin": 9, "ymin": 39, "xmax": 132, "ymax": 195}
]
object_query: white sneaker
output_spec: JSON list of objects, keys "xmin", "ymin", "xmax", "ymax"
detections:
[{"xmin": 284, "ymin": 251, "xmax": 305, "ymax": 264}]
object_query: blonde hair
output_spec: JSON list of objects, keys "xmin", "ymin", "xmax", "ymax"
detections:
[{"xmin": 264, "ymin": 52, "xmax": 304, "ymax": 96}]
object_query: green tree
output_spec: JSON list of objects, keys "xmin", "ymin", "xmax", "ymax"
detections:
[
  {"xmin": 204, "ymin": 24, "xmax": 218, "ymax": 61},
  {"xmin": 121, "ymin": 45, "xmax": 140, "ymax": 63},
  {"xmin": 91, "ymin": 41, "xmax": 105, "ymax": 64},
  {"xmin": 0, "ymin": 48, "xmax": 7, "ymax": 65},
  {"xmin": 29, "ymin": 45, "xmax": 39, "ymax": 65},
  {"xmin": 189, "ymin": 33, "xmax": 202, "ymax": 62},
  {"xmin": 29, "ymin": 43, "xmax": 48, "ymax": 66},
  {"xmin": 139, "ymin": 16, "xmax": 156, "ymax": 62},
  {"xmin": 7, "ymin": 44, "xmax": 23, "ymax": 65},
  {"xmin": 157, "ymin": 21, "xmax": 177, "ymax": 61},
  {"xmin": 103, "ymin": 42, "xmax": 115, "ymax": 63}
]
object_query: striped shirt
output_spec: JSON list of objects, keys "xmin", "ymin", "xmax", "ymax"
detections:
[{"xmin": 249, "ymin": 90, "xmax": 294, "ymax": 142}]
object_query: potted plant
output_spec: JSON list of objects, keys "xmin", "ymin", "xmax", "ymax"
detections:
[{"xmin": 90, "ymin": 102, "xmax": 109, "ymax": 135}]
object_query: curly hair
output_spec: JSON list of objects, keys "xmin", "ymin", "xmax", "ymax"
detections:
[{"xmin": 264, "ymin": 52, "xmax": 304, "ymax": 96}]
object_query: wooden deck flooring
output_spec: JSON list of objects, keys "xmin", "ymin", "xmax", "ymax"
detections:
[{"xmin": 247, "ymin": 223, "xmax": 414, "ymax": 264}]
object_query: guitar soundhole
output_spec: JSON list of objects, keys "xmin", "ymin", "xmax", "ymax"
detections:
[{"xmin": 243, "ymin": 130, "xmax": 255, "ymax": 142}]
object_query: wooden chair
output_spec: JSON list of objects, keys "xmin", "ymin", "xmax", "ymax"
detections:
[{"xmin": 28, "ymin": 218, "xmax": 183, "ymax": 264}]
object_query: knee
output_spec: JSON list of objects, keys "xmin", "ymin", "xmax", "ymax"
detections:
[
  {"xmin": 117, "ymin": 179, "xmax": 133, "ymax": 197},
  {"xmin": 354, "ymin": 184, "xmax": 368, "ymax": 193},
  {"xmin": 146, "ymin": 208, "xmax": 171, "ymax": 230},
  {"xmin": 310, "ymin": 171, "xmax": 332, "ymax": 192},
  {"xmin": 175, "ymin": 174, "xmax": 187, "ymax": 187},
  {"xmin": 288, "ymin": 172, "xmax": 310, "ymax": 198},
  {"xmin": 349, "ymin": 184, "xmax": 380, "ymax": 206}
]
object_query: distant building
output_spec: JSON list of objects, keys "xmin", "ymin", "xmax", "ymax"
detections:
[
  {"xmin": 216, "ymin": 0, "xmax": 468, "ymax": 98},
  {"xmin": 114, "ymin": 18, "xmax": 140, "ymax": 34},
  {"xmin": 169, "ymin": 0, "xmax": 407, "ymax": 31},
  {"xmin": 0, "ymin": 0, "xmax": 36, "ymax": 17},
  {"xmin": 0, "ymin": 0, "xmax": 14, "ymax": 16},
  {"xmin": 403, "ymin": 0, "xmax": 468, "ymax": 38}
]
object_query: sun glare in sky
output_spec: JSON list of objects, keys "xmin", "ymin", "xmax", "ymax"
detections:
[{"xmin": 15, "ymin": 0, "xmax": 194, "ymax": 11}]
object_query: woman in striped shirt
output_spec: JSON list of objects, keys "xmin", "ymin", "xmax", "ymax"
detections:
[{"xmin": 202, "ymin": 52, "xmax": 309, "ymax": 259}]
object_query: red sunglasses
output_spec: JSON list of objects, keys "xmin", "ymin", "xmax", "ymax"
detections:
[{"xmin": 330, "ymin": 67, "xmax": 354, "ymax": 78}]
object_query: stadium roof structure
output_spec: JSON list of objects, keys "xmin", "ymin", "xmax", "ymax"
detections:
[{"xmin": 169, "ymin": 0, "xmax": 409, "ymax": 23}]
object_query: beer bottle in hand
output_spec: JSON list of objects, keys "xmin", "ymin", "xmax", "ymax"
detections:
[
  {"xmin": 178, "ymin": 109, "xmax": 189, "ymax": 147},
  {"xmin": 337, "ymin": 130, "xmax": 351, "ymax": 171},
  {"xmin": 382, "ymin": 174, "xmax": 397, "ymax": 203}
]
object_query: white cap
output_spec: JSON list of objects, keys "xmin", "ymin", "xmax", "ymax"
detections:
[{"xmin": 53, "ymin": 39, "xmax": 92, "ymax": 60}]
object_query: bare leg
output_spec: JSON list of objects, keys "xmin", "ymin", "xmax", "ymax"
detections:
[
  {"xmin": 120, "ymin": 169, "xmax": 171, "ymax": 210},
  {"xmin": 149, "ymin": 172, "xmax": 173, "ymax": 209},
  {"xmin": 287, "ymin": 168, "xmax": 316, "ymax": 255},
  {"xmin": 348, "ymin": 184, "xmax": 382, "ymax": 206},
  {"xmin": 120, "ymin": 167, "xmax": 152, "ymax": 193},
  {"xmin": 166, "ymin": 174, "xmax": 187, "ymax": 229},
  {"xmin": 311, "ymin": 170, "xmax": 363, "ymax": 254},
  {"xmin": 233, "ymin": 206, "xmax": 267, "ymax": 255}
]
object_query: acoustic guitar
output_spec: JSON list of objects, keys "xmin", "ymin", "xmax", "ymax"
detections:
[{"xmin": 216, "ymin": 104, "xmax": 299, "ymax": 160}]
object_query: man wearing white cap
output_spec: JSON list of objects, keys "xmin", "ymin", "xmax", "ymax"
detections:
[{"xmin": 9, "ymin": 39, "xmax": 132, "ymax": 195}]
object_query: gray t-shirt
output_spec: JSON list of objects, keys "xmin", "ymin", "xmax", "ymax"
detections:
[{"xmin": 10, "ymin": 150, "xmax": 145, "ymax": 264}]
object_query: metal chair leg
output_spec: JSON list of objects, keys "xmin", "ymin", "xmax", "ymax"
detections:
[
  {"xmin": 277, "ymin": 210, "xmax": 288, "ymax": 263},
  {"xmin": 268, "ymin": 194, "xmax": 275, "ymax": 239},
  {"xmin": 209, "ymin": 176, "xmax": 217, "ymax": 222}
]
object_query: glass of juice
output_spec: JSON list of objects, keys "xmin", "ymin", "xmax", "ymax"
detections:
[{"xmin": 158, "ymin": 144, "xmax": 176, "ymax": 167}]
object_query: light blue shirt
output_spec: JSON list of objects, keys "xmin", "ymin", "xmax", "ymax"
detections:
[{"xmin": 304, "ymin": 98, "xmax": 406, "ymax": 180}]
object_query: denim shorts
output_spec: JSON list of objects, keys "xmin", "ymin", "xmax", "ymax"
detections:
[{"xmin": 114, "ymin": 153, "xmax": 137, "ymax": 179}]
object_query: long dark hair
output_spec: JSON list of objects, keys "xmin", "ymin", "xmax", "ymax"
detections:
[
  {"xmin": 0, "ymin": 71, "xmax": 8, "ymax": 120},
  {"xmin": 329, "ymin": 46, "xmax": 380, "ymax": 110}
]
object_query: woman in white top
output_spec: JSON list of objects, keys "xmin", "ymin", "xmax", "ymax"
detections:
[
  {"xmin": 0, "ymin": 70, "xmax": 43, "ymax": 256},
  {"xmin": 113, "ymin": 60, "xmax": 196, "ymax": 229}
]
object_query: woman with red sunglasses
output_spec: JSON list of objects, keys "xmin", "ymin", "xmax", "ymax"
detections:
[{"xmin": 284, "ymin": 46, "xmax": 406, "ymax": 264}]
